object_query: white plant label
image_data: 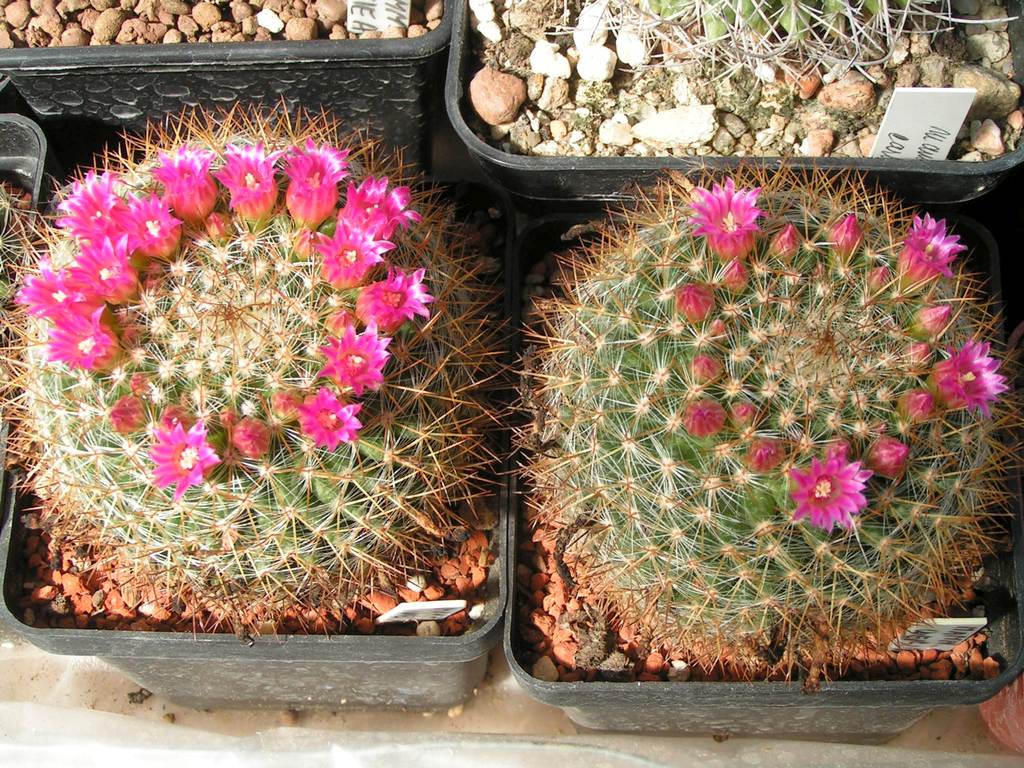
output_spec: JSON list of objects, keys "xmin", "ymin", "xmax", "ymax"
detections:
[
  {"xmin": 888, "ymin": 617, "xmax": 987, "ymax": 652},
  {"xmin": 347, "ymin": 0, "xmax": 411, "ymax": 34},
  {"xmin": 870, "ymin": 87, "xmax": 976, "ymax": 160},
  {"xmin": 375, "ymin": 599, "xmax": 467, "ymax": 624}
]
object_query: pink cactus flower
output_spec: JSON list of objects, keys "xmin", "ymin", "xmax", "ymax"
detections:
[
  {"xmin": 790, "ymin": 451, "xmax": 873, "ymax": 532},
  {"xmin": 721, "ymin": 258, "xmax": 748, "ymax": 293},
  {"xmin": 689, "ymin": 178, "xmax": 763, "ymax": 261},
  {"xmin": 898, "ymin": 389, "xmax": 935, "ymax": 422},
  {"xmin": 283, "ymin": 139, "xmax": 350, "ymax": 227},
  {"xmin": 319, "ymin": 323, "xmax": 392, "ymax": 396},
  {"xmin": 152, "ymin": 147, "xmax": 219, "ymax": 224},
  {"xmin": 931, "ymin": 341, "xmax": 1008, "ymax": 417},
  {"xmin": 682, "ymin": 399, "xmax": 727, "ymax": 438},
  {"xmin": 866, "ymin": 436, "xmax": 910, "ymax": 480},
  {"xmin": 910, "ymin": 304, "xmax": 952, "ymax": 341},
  {"xmin": 46, "ymin": 305, "xmax": 120, "ymax": 370},
  {"xmin": 297, "ymin": 387, "xmax": 363, "ymax": 450},
  {"xmin": 231, "ymin": 417, "xmax": 272, "ymax": 459},
  {"xmin": 55, "ymin": 172, "xmax": 127, "ymax": 244},
  {"xmin": 830, "ymin": 214, "xmax": 863, "ymax": 258},
  {"xmin": 746, "ymin": 438, "xmax": 785, "ymax": 472},
  {"xmin": 674, "ymin": 283, "xmax": 715, "ymax": 323},
  {"xmin": 315, "ymin": 217, "xmax": 393, "ymax": 289},
  {"xmin": 215, "ymin": 143, "xmax": 285, "ymax": 222},
  {"xmin": 866, "ymin": 265, "xmax": 892, "ymax": 293},
  {"xmin": 118, "ymin": 194, "xmax": 182, "ymax": 262},
  {"xmin": 271, "ymin": 390, "xmax": 302, "ymax": 421},
  {"xmin": 355, "ymin": 267, "xmax": 433, "ymax": 332},
  {"xmin": 110, "ymin": 395, "xmax": 146, "ymax": 434},
  {"xmin": 68, "ymin": 235, "xmax": 139, "ymax": 305},
  {"xmin": 340, "ymin": 176, "xmax": 422, "ymax": 240},
  {"xmin": 769, "ymin": 223, "xmax": 802, "ymax": 259},
  {"xmin": 730, "ymin": 401, "xmax": 759, "ymax": 429},
  {"xmin": 15, "ymin": 260, "xmax": 98, "ymax": 320},
  {"xmin": 897, "ymin": 214, "xmax": 966, "ymax": 287},
  {"xmin": 150, "ymin": 420, "xmax": 220, "ymax": 502},
  {"xmin": 690, "ymin": 354, "xmax": 722, "ymax": 382}
]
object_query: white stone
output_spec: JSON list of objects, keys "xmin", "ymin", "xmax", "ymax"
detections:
[
  {"xmin": 256, "ymin": 8, "xmax": 284, "ymax": 33},
  {"xmin": 573, "ymin": 1, "xmax": 609, "ymax": 48},
  {"xmin": 477, "ymin": 19, "xmax": 503, "ymax": 42},
  {"xmin": 671, "ymin": 74, "xmax": 690, "ymax": 105},
  {"xmin": 753, "ymin": 62, "xmax": 778, "ymax": 83},
  {"xmin": 632, "ymin": 105, "xmax": 717, "ymax": 147},
  {"xmin": 598, "ymin": 117, "xmax": 633, "ymax": 146},
  {"xmin": 576, "ymin": 44, "xmax": 617, "ymax": 82},
  {"xmin": 615, "ymin": 25, "xmax": 651, "ymax": 67},
  {"xmin": 470, "ymin": 1, "xmax": 495, "ymax": 23},
  {"xmin": 530, "ymin": 40, "xmax": 572, "ymax": 80}
]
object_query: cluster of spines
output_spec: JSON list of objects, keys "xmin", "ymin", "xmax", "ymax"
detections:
[
  {"xmin": 521, "ymin": 168, "xmax": 1017, "ymax": 671},
  {"xmin": 4, "ymin": 108, "xmax": 503, "ymax": 630},
  {"xmin": 614, "ymin": 0, "xmax": 953, "ymax": 77}
]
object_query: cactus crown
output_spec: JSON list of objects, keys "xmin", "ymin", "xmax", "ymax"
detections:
[
  {"xmin": 521, "ymin": 168, "xmax": 1018, "ymax": 673},
  {"xmin": 613, "ymin": 0, "xmax": 955, "ymax": 77},
  {"xmin": 4, "ymin": 108, "xmax": 503, "ymax": 631}
]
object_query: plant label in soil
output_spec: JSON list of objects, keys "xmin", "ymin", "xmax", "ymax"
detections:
[
  {"xmin": 870, "ymin": 87, "xmax": 976, "ymax": 161},
  {"xmin": 347, "ymin": 0, "xmax": 411, "ymax": 33},
  {"xmin": 375, "ymin": 599, "xmax": 467, "ymax": 624},
  {"xmin": 888, "ymin": 617, "xmax": 988, "ymax": 651}
]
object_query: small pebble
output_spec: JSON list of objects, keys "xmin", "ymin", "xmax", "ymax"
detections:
[
  {"xmin": 576, "ymin": 43, "xmax": 616, "ymax": 82},
  {"xmin": 531, "ymin": 655, "xmax": 559, "ymax": 682},
  {"xmin": 416, "ymin": 620, "xmax": 442, "ymax": 636},
  {"xmin": 256, "ymin": 7, "xmax": 284, "ymax": 33}
]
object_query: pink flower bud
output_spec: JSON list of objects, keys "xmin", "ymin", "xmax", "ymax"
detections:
[
  {"xmin": 129, "ymin": 373, "xmax": 151, "ymax": 397},
  {"xmin": 730, "ymin": 401, "xmax": 759, "ymax": 428},
  {"xmin": 866, "ymin": 436, "xmax": 910, "ymax": 479},
  {"xmin": 232, "ymin": 417, "xmax": 271, "ymax": 458},
  {"xmin": 160, "ymin": 405, "xmax": 193, "ymax": 429},
  {"xmin": 910, "ymin": 304, "xmax": 951, "ymax": 341},
  {"xmin": 898, "ymin": 389, "xmax": 934, "ymax": 422},
  {"xmin": 709, "ymin": 318, "xmax": 727, "ymax": 337},
  {"xmin": 674, "ymin": 283, "xmax": 715, "ymax": 323},
  {"xmin": 769, "ymin": 223, "xmax": 801, "ymax": 259},
  {"xmin": 866, "ymin": 265, "xmax": 891, "ymax": 293},
  {"xmin": 219, "ymin": 409, "xmax": 239, "ymax": 429},
  {"xmin": 271, "ymin": 390, "xmax": 302, "ymax": 421},
  {"xmin": 691, "ymin": 354, "xmax": 722, "ymax": 382},
  {"xmin": 110, "ymin": 395, "xmax": 145, "ymax": 434},
  {"xmin": 908, "ymin": 342, "xmax": 932, "ymax": 365},
  {"xmin": 682, "ymin": 399, "xmax": 727, "ymax": 438},
  {"xmin": 325, "ymin": 309, "xmax": 354, "ymax": 336},
  {"xmin": 294, "ymin": 228, "xmax": 317, "ymax": 258},
  {"xmin": 746, "ymin": 438, "xmax": 785, "ymax": 472},
  {"xmin": 831, "ymin": 214, "xmax": 863, "ymax": 258},
  {"xmin": 205, "ymin": 212, "xmax": 232, "ymax": 244},
  {"xmin": 721, "ymin": 259, "xmax": 748, "ymax": 293}
]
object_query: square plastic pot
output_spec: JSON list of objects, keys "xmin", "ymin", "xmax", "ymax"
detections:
[
  {"xmin": 505, "ymin": 213, "xmax": 1024, "ymax": 742},
  {"xmin": 0, "ymin": 6, "xmax": 454, "ymax": 170},
  {"xmin": 446, "ymin": 0, "xmax": 1024, "ymax": 205},
  {"xmin": 0, "ymin": 180, "xmax": 515, "ymax": 712}
]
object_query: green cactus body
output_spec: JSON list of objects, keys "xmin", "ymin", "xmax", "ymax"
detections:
[
  {"xmin": 522, "ymin": 170, "xmax": 1016, "ymax": 669},
  {"xmin": 7, "ymin": 111, "xmax": 502, "ymax": 629}
]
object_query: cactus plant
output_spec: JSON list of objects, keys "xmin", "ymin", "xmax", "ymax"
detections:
[
  {"xmin": 3, "ymin": 108, "xmax": 504, "ymax": 632},
  {"xmin": 520, "ymin": 168, "xmax": 1018, "ymax": 677},
  {"xmin": 612, "ymin": 0, "xmax": 957, "ymax": 77}
]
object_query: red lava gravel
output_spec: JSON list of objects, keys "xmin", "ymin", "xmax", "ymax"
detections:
[{"xmin": 16, "ymin": 513, "xmax": 493, "ymax": 637}]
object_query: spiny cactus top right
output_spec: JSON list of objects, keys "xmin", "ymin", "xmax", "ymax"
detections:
[
  {"xmin": 522, "ymin": 169, "xmax": 1019, "ymax": 664},
  {"xmin": 633, "ymin": 0, "xmax": 963, "ymax": 76}
]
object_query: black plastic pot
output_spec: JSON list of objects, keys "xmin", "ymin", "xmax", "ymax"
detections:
[
  {"xmin": 0, "ymin": 6, "xmax": 453, "ymax": 170},
  {"xmin": 506, "ymin": 213, "xmax": 1024, "ymax": 743},
  {"xmin": 446, "ymin": 0, "xmax": 1024, "ymax": 205},
  {"xmin": 0, "ymin": 180, "xmax": 513, "ymax": 712},
  {"xmin": 0, "ymin": 111, "xmax": 56, "ymax": 207}
]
